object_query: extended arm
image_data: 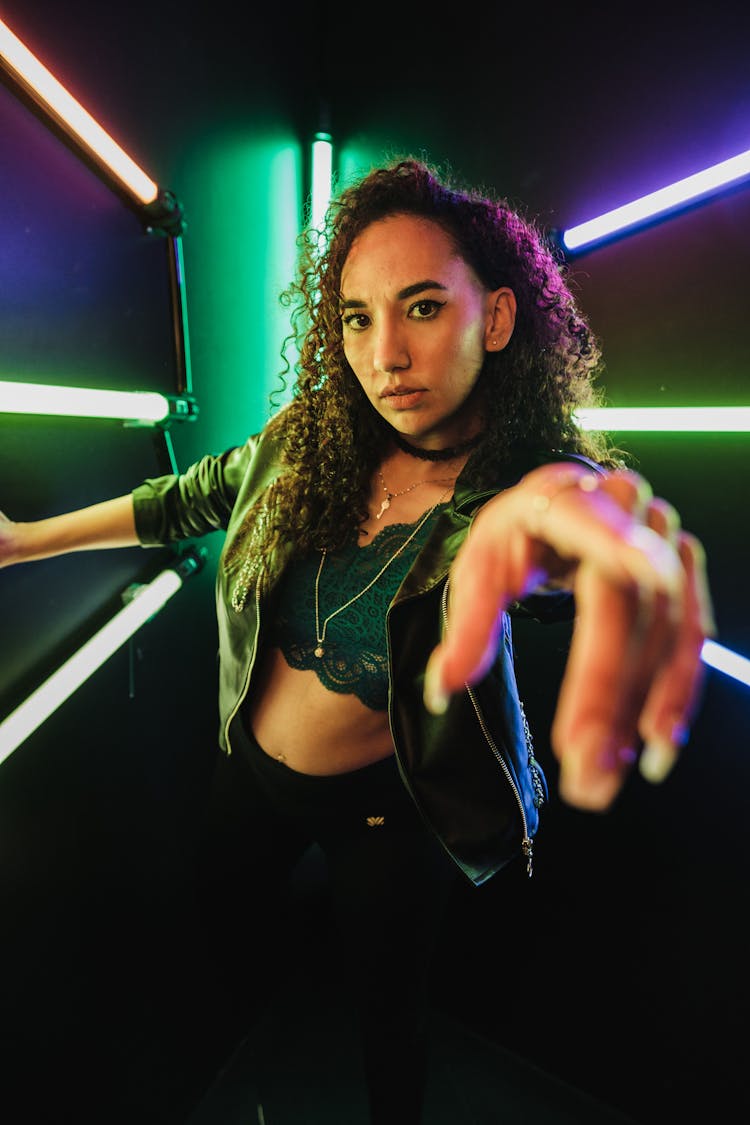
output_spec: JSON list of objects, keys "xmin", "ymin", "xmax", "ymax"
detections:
[{"xmin": 0, "ymin": 496, "xmax": 139, "ymax": 568}]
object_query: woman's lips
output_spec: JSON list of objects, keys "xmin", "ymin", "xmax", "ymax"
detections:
[{"xmin": 380, "ymin": 387, "xmax": 426, "ymax": 410}]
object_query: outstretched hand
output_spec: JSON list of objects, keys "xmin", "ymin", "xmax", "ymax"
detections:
[{"xmin": 423, "ymin": 464, "xmax": 714, "ymax": 811}]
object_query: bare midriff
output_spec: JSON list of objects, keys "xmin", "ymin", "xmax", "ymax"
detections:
[
  {"xmin": 243, "ymin": 468, "xmax": 463, "ymax": 775},
  {"xmin": 245, "ymin": 646, "xmax": 395, "ymax": 774}
]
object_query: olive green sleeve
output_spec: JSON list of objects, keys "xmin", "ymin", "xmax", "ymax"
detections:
[{"xmin": 132, "ymin": 439, "xmax": 258, "ymax": 546}]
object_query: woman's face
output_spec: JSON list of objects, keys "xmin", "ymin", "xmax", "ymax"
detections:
[{"xmin": 339, "ymin": 213, "xmax": 515, "ymax": 450}]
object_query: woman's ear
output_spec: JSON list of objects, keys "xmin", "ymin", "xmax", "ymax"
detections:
[{"xmin": 485, "ymin": 287, "xmax": 517, "ymax": 351}]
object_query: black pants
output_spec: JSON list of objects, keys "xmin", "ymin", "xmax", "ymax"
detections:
[{"xmin": 193, "ymin": 718, "xmax": 459, "ymax": 1124}]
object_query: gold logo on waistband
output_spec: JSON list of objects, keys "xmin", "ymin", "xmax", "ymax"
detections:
[{"xmin": 366, "ymin": 816, "xmax": 385, "ymax": 827}]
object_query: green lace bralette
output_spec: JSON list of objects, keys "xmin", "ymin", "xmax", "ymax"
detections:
[{"xmin": 269, "ymin": 506, "xmax": 446, "ymax": 711}]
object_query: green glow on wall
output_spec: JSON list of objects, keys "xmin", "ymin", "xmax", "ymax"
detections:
[
  {"xmin": 180, "ymin": 130, "xmax": 302, "ymax": 452},
  {"xmin": 338, "ymin": 143, "xmax": 377, "ymax": 191}
]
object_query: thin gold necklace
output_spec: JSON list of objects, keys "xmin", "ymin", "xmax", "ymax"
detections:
[
  {"xmin": 313, "ymin": 487, "xmax": 451, "ymax": 658},
  {"xmin": 375, "ymin": 468, "xmax": 455, "ymax": 520}
]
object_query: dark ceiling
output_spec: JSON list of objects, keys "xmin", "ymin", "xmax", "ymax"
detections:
[{"xmin": 5, "ymin": 1, "xmax": 749, "ymax": 401}]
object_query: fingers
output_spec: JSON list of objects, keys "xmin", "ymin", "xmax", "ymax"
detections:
[
  {"xmin": 550, "ymin": 494, "xmax": 682, "ymax": 807},
  {"xmin": 552, "ymin": 555, "xmax": 678, "ymax": 808},
  {"xmin": 0, "ymin": 511, "xmax": 16, "ymax": 568},
  {"xmin": 554, "ymin": 529, "xmax": 712, "ymax": 809},
  {"xmin": 424, "ymin": 466, "xmax": 681, "ymax": 705},
  {"xmin": 636, "ymin": 532, "xmax": 715, "ymax": 781},
  {"xmin": 423, "ymin": 506, "xmax": 544, "ymax": 712},
  {"xmin": 422, "ymin": 463, "xmax": 714, "ymax": 811}
]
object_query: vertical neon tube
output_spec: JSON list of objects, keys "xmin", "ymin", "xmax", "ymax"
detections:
[{"xmin": 311, "ymin": 132, "xmax": 333, "ymax": 235}]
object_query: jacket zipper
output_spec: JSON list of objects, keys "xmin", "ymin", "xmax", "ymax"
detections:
[
  {"xmin": 223, "ymin": 581, "xmax": 262, "ymax": 755},
  {"xmin": 441, "ymin": 579, "xmax": 535, "ymax": 877}
]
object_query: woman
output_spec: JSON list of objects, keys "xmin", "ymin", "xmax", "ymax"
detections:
[{"xmin": 0, "ymin": 158, "xmax": 713, "ymax": 1122}]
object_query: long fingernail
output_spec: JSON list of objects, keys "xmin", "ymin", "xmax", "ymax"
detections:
[
  {"xmin": 639, "ymin": 720, "xmax": 688, "ymax": 784},
  {"xmin": 423, "ymin": 659, "xmax": 449, "ymax": 715},
  {"xmin": 638, "ymin": 739, "xmax": 677, "ymax": 783}
]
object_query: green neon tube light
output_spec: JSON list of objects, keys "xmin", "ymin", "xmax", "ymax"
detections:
[
  {"xmin": 0, "ymin": 18, "xmax": 158, "ymax": 205},
  {"xmin": 562, "ymin": 147, "xmax": 750, "ymax": 252},
  {"xmin": 0, "ymin": 380, "xmax": 171, "ymax": 422},
  {"xmin": 575, "ymin": 407, "xmax": 750, "ymax": 432}
]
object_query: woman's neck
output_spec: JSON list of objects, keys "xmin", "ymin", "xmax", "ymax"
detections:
[{"xmin": 390, "ymin": 427, "xmax": 484, "ymax": 462}]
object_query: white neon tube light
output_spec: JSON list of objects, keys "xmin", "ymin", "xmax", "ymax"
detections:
[
  {"xmin": 701, "ymin": 641, "xmax": 750, "ymax": 688},
  {"xmin": 0, "ymin": 567, "xmax": 183, "ymax": 765},
  {"xmin": 562, "ymin": 147, "xmax": 750, "ymax": 252},
  {"xmin": 0, "ymin": 18, "xmax": 158, "ymax": 205},
  {"xmin": 311, "ymin": 131, "xmax": 333, "ymax": 236},
  {"xmin": 575, "ymin": 407, "xmax": 750, "ymax": 432},
  {"xmin": 0, "ymin": 380, "xmax": 171, "ymax": 422}
]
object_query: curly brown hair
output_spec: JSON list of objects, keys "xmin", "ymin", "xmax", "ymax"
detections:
[{"xmin": 227, "ymin": 157, "xmax": 622, "ymax": 586}]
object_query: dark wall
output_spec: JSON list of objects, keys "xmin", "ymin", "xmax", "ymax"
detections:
[{"xmin": 1, "ymin": 3, "xmax": 749, "ymax": 1123}]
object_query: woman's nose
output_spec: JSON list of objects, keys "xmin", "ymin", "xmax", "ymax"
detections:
[{"xmin": 372, "ymin": 319, "xmax": 410, "ymax": 374}]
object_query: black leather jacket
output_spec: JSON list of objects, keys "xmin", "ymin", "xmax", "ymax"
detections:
[{"xmin": 132, "ymin": 425, "xmax": 598, "ymax": 886}]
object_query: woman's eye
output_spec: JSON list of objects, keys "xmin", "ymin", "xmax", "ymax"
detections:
[
  {"xmin": 410, "ymin": 299, "xmax": 445, "ymax": 320},
  {"xmin": 342, "ymin": 312, "xmax": 370, "ymax": 331}
]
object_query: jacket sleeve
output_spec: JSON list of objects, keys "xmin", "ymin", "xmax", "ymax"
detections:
[{"xmin": 132, "ymin": 438, "xmax": 259, "ymax": 546}]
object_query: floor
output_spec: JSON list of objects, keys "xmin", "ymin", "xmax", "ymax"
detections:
[
  {"xmin": 0, "ymin": 836, "xmax": 645, "ymax": 1125},
  {"xmin": 178, "ymin": 845, "xmax": 644, "ymax": 1125},
  {"xmin": 184, "ymin": 982, "xmax": 641, "ymax": 1125}
]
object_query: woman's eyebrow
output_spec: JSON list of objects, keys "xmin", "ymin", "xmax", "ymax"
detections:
[
  {"xmin": 398, "ymin": 279, "xmax": 447, "ymax": 300},
  {"xmin": 339, "ymin": 279, "xmax": 448, "ymax": 310}
]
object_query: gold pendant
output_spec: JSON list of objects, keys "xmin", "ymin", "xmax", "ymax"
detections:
[
  {"xmin": 314, "ymin": 645, "xmax": 324, "ymax": 658},
  {"xmin": 375, "ymin": 496, "xmax": 390, "ymax": 520}
]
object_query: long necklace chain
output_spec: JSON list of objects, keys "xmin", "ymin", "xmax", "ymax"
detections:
[
  {"xmin": 232, "ymin": 472, "xmax": 455, "ymax": 615},
  {"xmin": 313, "ymin": 487, "xmax": 451, "ymax": 658}
]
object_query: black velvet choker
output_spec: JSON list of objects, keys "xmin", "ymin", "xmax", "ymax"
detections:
[{"xmin": 391, "ymin": 429, "xmax": 485, "ymax": 462}]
